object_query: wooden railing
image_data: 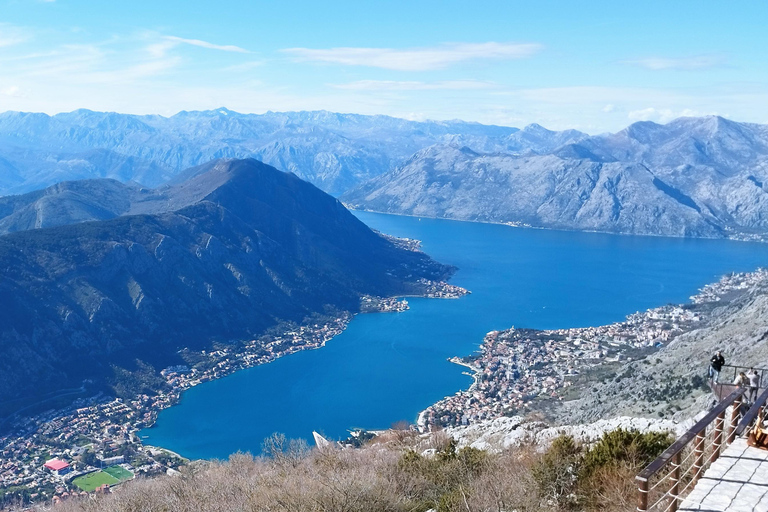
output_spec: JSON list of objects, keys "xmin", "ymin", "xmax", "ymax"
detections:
[{"xmin": 635, "ymin": 388, "xmax": 745, "ymax": 512}]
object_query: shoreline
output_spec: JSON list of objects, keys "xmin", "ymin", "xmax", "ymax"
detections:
[
  {"xmin": 349, "ymin": 207, "xmax": 768, "ymax": 245},
  {"xmin": 417, "ymin": 268, "xmax": 767, "ymax": 431},
  {"xmin": 0, "ymin": 279, "xmax": 468, "ymax": 501},
  {"xmin": 2, "ymin": 219, "xmax": 764, "ymax": 504},
  {"xmin": 447, "ymin": 357, "xmax": 479, "ymax": 391}
]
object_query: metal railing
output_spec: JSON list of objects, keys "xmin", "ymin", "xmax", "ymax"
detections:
[
  {"xmin": 711, "ymin": 365, "xmax": 768, "ymax": 401},
  {"xmin": 635, "ymin": 388, "xmax": 745, "ymax": 512}
]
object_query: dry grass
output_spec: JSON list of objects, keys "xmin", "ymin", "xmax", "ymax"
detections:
[{"xmin": 50, "ymin": 432, "xmax": 643, "ymax": 512}]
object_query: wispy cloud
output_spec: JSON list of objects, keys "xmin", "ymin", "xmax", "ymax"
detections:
[
  {"xmin": 164, "ymin": 36, "xmax": 249, "ymax": 53},
  {"xmin": 624, "ymin": 54, "xmax": 726, "ymax": 71},
  {"xmin": 331, "ymin": 80, "xmax": 497, "ymax": 91},
  {"xmin": 0, "ymin": 86, "xmax": 21, "ymax": 96},
  {"xmin": 282, "ymin": 42, "xmax": 542, "ymax": 71},
  {"xmin": 147, "ymin": 35, "xmax": 249, "ymax": 58},
  {"xmin": 0, "ymin": 24, "xmax": 29, "ymax": 48}
]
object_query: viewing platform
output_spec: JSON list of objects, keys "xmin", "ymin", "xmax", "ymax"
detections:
[
  {"xmin": 679, "ymin": 437, "xmax": 768, "ymax": 511},
  {"xmin": 636, "ymin": 365, "xmax": 768, "ymax": 512}
]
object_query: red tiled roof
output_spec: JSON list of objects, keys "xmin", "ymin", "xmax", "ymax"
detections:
[{"xmin": 44, "ymin": 459, "xmax": 69, "ymax": 471}]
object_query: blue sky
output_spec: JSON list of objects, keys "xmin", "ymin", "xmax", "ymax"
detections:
[{"xmin": 0, "ymin": 0, "xmax": 766, "ymax": 132}]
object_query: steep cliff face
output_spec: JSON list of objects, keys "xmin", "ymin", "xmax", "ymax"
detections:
[
  {"xmin": 343, "ymin": 116, "xmax": 768, "ymax": 239},
  {"xmin": 0, "ymin": 159, "xmax": 452, "ymax": 411}
]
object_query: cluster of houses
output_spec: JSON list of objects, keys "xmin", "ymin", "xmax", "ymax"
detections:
[
  {"xmin": 0, "ymin": 313, "xmax": 354, "ymax": 503},
  {"xmin": 420, "ymin": 270, "xmax": 765, "ymax": 430}
]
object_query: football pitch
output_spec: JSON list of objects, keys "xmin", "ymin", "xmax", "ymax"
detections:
[
  {"xmin": 72, "ymin": 471, "xmax": 119, "ymax": 492},
  {"xmin": 103, "ymin": 465, "xmax": 133, "ymax": 481}
]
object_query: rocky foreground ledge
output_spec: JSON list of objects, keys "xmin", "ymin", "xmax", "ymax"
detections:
[{"xmin": 446, "ymin": 414, "xmax": 696, "ymax": 452}]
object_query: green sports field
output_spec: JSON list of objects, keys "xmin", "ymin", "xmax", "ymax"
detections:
[
  {"xmin": 103, "ymin": 465, "xmax": 133, "ymax": 482},
  {"xmin": 72, "ymin": 471, "xmax": 119, "ymax": 492}
]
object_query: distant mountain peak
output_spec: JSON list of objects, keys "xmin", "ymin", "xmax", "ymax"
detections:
[{"xmin": 521, "ymin": 122, "xmax": 552, "ymax": 134}]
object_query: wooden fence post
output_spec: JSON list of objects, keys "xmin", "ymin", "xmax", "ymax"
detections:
[
  {"xmin": 710, "ymin": 411, "xmax": 725, "ymax": 464},
  {"xmin": 637, "ymin": 477, "xmax": 648, "ymax": 512},
  {"xmin": 694, "ymin": 430, "xmax": 705, "ymax": 483},
  {"xmin": 728, "ymin": 396, "xmax": 742, "ymax": 445},
  {"xmin": 670, "ymin": 451, "xmax": 681, "ymax": 512}
]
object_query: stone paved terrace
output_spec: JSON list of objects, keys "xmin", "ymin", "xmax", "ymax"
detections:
[{"xmin": 679, "ymin": 437, "xmax": 768, "ymax": 511}]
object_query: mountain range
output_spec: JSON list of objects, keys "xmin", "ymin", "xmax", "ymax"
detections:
[
  {"xmin": 3, "ymin": 109, "xmax": 768, "ymax": 239},
  {"xmin": 0, "ymin": 109, "xmax": 520, "ymax": 196},
  {"xmin": 0, "ymin": 159, "xmax": 453, "ymax": 415},
  {"xmin": 343, "ymin": 116, "xmax": 768, "ymax": 239}
]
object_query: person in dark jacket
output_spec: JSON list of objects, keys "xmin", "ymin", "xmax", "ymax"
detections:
[{"xmin": 709, "ymin": 351, "xmax": 725, "ymax": 383}]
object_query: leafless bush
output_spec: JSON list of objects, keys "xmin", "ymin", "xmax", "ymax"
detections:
[
  {"xmin": 578, "ymin": 463, "xmax": 639, "ymax": 512},
  {"xmin": 466, "ymin": 447, "xmax": 543, "ymax": 512},
  {"xmin": 49, "ymin": 430, "xmax": 644, "ymax": 512}
]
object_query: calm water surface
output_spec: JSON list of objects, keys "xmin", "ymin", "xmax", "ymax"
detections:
[{"xmin": 141, "ymin": 213, "xmax": 768, "ymax": 459}]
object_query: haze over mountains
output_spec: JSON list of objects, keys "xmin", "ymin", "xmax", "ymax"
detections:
[
  {"xmin": 343, "ymin": 116, "xmax": 768, "ymax": 239},
  {"xmin": 0, "ymin": 159, "xmax": 453, "ymax": 413},
  {"xmin": 0, "ymin": 109, "xmax": 518, "ymax": 196},
  {"xmin": 4, "ymin": 109, "xmax": 768, "ymax": 239}
]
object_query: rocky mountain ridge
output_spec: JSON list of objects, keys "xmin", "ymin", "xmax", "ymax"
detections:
[
  {"xmin": 0, "ymin": 109, "xmax": 525, "ymax": 196},
  {"xmin": 343, "ymin": 116, "xmax": 768, "ymax": 239}
]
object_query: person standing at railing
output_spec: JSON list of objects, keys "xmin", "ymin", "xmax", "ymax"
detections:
[
  {"xmin": 709, "ymin": 350, "xmax": 725, "ymax": 383},
  {"xmin": 734, "ymin": 371, "xmax": 748, "ymax": 386},
  {"xmin": 748, "ymin": 368, "xmax": 760, "ymax": 404}
]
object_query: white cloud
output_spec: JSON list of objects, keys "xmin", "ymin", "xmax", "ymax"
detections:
[
  {"xmin": 627, "ymin": 107, "xmax": 711, "ymax": 123},
  {"xmin": 0, "ymin": 86, "xmax": 21, "ymax": 96},
  {"xmin": 625, "ymin": 54, "xmax": 725, "ymax": 71},
  {"xmin": 602, "ymin": 104, "xmax": 615, "ymax": 112},
  {"xmin": 331, "ymin": 80, "xmax": 497, "ymax": 91},
  {"xmin": 282, "ymin": 42, "xmax": 542, "ymax": 71},
  {"xmin": 164, "ymin": 36, "xmax": 249, "ymax": 53},
  {"xmin": 148, "ymin": 36, "xmax": 249, "ymax": 58}
]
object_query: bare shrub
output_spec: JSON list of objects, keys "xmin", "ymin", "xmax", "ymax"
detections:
[
  {"xmin": 466, "ymin": 447, "xmax": 543, "ymax": 512},
  {"xmin": 48, "ymin": 428, "xmax": 647, "ymax": 512},
  {"xmin": 579, "ymin": 463, "xmax": 638, "ymax": 512}
]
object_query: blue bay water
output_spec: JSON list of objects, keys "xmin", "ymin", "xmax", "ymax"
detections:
[{"xmin": 141, "ymin": 213, "xmax": 768, "ymax": 459}]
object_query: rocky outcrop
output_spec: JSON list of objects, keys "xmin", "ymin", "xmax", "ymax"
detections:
[{"xmin": 447, "ymin": 415, "xmax": 695, "ymax": 452}]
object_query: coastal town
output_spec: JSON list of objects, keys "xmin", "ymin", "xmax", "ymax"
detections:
[
  {"xmin": 418, "ymin": 268, "xmax": 768, "ymax": 430},
  {"xmin": 0, "ymin": 279, "xmax": 466, "ymax": 507},
  {"xmin": 1, "ymin": 266, "xmax": 762, "ymax": 507},
  {"xmin": 0, "ymin": 310, "xmax": 353, "ymax": 505}
]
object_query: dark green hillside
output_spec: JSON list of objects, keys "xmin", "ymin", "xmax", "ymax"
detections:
[{"xmin": 0, "ymin": 159, "xmax": 452, "ymax": 416}]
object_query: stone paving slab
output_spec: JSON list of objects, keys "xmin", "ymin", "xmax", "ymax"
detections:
[{"xmin": 679, "ymin": 437, "xmax": 768, "ymax": 511}]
